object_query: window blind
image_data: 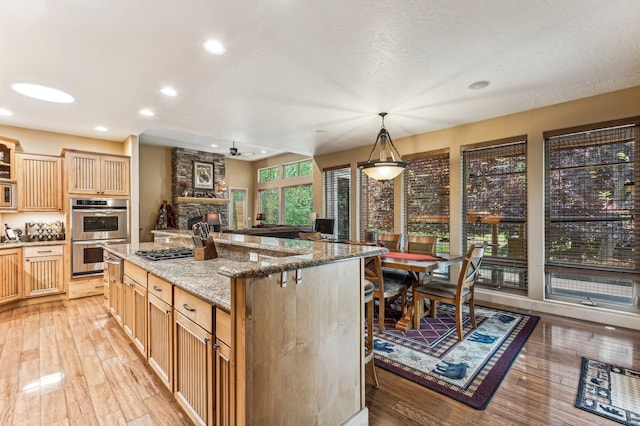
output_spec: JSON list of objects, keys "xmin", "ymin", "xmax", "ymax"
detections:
[
  {"xmin": 403, "ymin": 150, "xmax": 450, "ymax": 252},
  {"xmin": 322, "ymin": 166, "xmax": 351, "ymax": 240},
  {"xmin": 359, "ymin": 171, "xmax": 395, "ymax": 241},
  {"xmin": 462, "ymin": 138, "xmax": 528, "ymax": 290},
  {"xmin": 544, "ymin": 119, "xmax": 639, "ymax": 310}
]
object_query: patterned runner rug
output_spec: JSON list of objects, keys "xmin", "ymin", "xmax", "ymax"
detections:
[
  {"xmin": 371, "ymin": 303, "xmax": 539, "ymax": 409},
  {"xmin": 575, "ymin": 357, "xmax": 640, "ymax": 425}
]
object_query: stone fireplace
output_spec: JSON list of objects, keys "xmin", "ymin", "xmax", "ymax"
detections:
[{"xmin": 171, "ymin": 147, "xmax": 230, "ymax": 230}]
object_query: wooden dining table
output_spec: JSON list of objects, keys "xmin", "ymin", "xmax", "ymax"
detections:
[{"xmin": 380, "ymin": 252, "xmax": 464, "ymax": 331}]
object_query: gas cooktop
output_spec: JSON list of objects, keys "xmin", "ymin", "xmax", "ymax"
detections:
[{"xmin": 135, "ymin": 247, "xmax": 194, "ymax": 261}]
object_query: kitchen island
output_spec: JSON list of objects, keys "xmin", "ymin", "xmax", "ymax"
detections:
[{"xmin": 103, "ymin": 231, "xmax": 385, "ymax": 426}]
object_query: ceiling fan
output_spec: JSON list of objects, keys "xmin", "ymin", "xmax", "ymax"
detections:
[{"xmin": 226, "ymin": 141, "xmax": 253, "ymax": 157}]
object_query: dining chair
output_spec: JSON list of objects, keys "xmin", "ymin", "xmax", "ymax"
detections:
[
  {"xmin": 299, "ymin": 231, "xmax": 322, "ymax": 240},
  {"xmin": 406, "ymin": 235, "xmax": 437, "ymax": 255},
  {"xmin": 364, "ymin": 255, "xmax": 407, "ymax": 332},
  {"xmin": 406, "ymin": 235, "xmax": 438, "ymax": 284},
  {"xmin": 411, "ymin": 242, "xmax": 487, "ymax": 340},
  {"xmin": 377, "ymin": 233, "xmax": 401, "ymax": 251}
]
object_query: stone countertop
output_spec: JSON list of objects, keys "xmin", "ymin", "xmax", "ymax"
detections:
[
  {"xmin": 0, "ymin": 240, "xmax": 66, "ymax": 249},
  {"xmin": 105, "ymin": 232, "xmax": 387, "ymax": 312}
]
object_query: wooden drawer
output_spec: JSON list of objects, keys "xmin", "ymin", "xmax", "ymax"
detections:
[
  {"xmin": 124, "ymin": 261, "xmax": 147, "ymax": 288},
  {"xmin": 148, "ymin": 274, "xmax": 173, "ymax": 306},
  {"xmin": 215, "ymin": 308, "xmax": 231, "ymax": 345},
  {"xmin": 69, "ymin": 277, "xmax": 104, "ymax": 299},
  {"xmin": 23, "ymin": 245, "xmax": 63, "ymax": 258},
  {"xmin": 175, "ymin": 287, "xmax": 213, "ymax": 334}
]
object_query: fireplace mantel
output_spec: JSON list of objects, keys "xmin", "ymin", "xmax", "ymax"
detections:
[{"xmin": 174, "ymin": 197, "xmax": 230, "ymax": 205}]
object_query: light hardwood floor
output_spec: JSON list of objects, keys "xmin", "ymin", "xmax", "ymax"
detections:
[{"xmin": 1, "ymin": 296, "xmax": 637, "ymax": 425}]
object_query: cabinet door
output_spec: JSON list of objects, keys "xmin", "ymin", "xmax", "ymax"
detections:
[
  {"xmin": 100, "ymin": 155, "xmax": 130, "ymax": 196},
  {"xmin": 148, "ymin": 293, "xmax": 173, "ymax": 391},
  {"xmin": 122, "ymin": 275, "xmax": 136, "ymax": 338},
  {"xmin": 23, "ymin": 253, "xmax": 64, "ymax": 297},
  {"xmin": 110, "ymin": 279, "xmax": 123, "ymax": 325},
  {"xmin": 0, "ymin": 136, "xmax": 17, "ymax": 181},
  {"xmin": 0, "ymin": 248, "xmax": 22, "ymax": 304},
  {"xmin": 133, "ymin": 282, "xmax": 147, "ymax": 356},
  {"xmin": 16, "ymin": 153, "xmax": 63, "ymax": 211},
  {"xmin": 66, "ymin": 151, "xmax": 101, "ymax": 194},
  {"xmin": 174, "ymin": 311, "xmax": 213, "ymax": 426},
  {"xmin": 215, "ymin": 339, "xmax": 232, "ymax": 426}
]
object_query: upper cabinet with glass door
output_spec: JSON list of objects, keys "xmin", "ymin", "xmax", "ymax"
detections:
[{"xmin": 0, "ymin": 136, "xmax": 18, "ymax": 181}]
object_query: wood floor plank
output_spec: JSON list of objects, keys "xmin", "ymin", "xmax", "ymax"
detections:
[{"xmin": 1, "ymin": 294, "xmax": 636, "ymax": 425}]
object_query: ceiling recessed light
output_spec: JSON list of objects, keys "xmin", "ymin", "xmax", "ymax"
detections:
[
  {"xmin": 95, "ymin": 126, "xmax": 108, "ymax": 132},
  {"xmin": 139, "ymin": 109, "xmax": 154, "ymax": 117},
  {"xmin": 0, "ymin": 108, "xmax": 12, "ymax": 116},
  {"xmin": 11, "ymin": 82, "xmax": 75, "ymax": 103},
  {"xmin": 161, "ymin": 87, "xmax": 177, "ymax": 97},
  {"xmin": 211, "ymin": 143, "xmax": 218, "ymax": 148},
  {"xmin": 468, "ymin": 81, "xmax": 490, "ymax": 90},
  {"xmin": 260, "ymin": 150, "xmax": 267, "ymax": 154},
  {"xmin": 203, "ymin": 39, "xmax": 226, "ymax": 55}
]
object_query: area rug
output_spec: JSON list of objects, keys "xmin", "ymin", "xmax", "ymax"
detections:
[
  {"xmin": 575, "ymin": 357, "xmax": 640, "ymax": 425},
  {"xmin": 371, "ymin": 303, "xmax": 539, "ymax": 409}
]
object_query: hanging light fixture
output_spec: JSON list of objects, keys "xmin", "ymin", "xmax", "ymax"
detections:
[{"xmin": 357, "ymin": 112, "xmax": 407, "ymax": 180}]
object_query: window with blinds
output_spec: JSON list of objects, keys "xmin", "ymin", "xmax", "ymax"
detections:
[
  {"xmin": 462, "ymin": 137, "xmax": 527, "ymax": 291},
  {"xmin": 403, "ymin": 150, "xmax": 450, "ymax": 253},
  {"xmin": 322, "ymin": 166, "xmax": 351, "ymax": 241},
  {"xmin": 545, "ymin": 119, "xmax": 639, "ymax": 310},
  {"xmin": 359, "ymin": 171, "xmax": 395, "ymax": 241}
]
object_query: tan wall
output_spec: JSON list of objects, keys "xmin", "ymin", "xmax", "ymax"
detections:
[
  {"xmin": 314, "ymin": 85, "xmax": 640, "ymax": 330},
  {"xmin": 0, "ymin": 124, "xmax": 128, "ymax": 156},
  {"xmin": 225, "ymin": 158, "xmax": 255, "ymax": 227},
  {"xmin": 139, "ymin": 144, "xmax": 173, "ymax": 242}
]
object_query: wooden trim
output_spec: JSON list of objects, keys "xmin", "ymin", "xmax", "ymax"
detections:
[
  {"xmin": 403, "ymin": 147, "xmax": 450, "ymax": 162},
  {"xmin": 543, "ymin": 115, "xmax": 640, "ymax": 139},
  {"xmin": 322, "ymin": 163, "xmax": 351, "ymax": 172},
  {"xmin": 174, "ymin": 197, "xmax": 230, "ymax": 205},
  {"xmin": 460, "ymin": 134, "xmax": 528, "ymax": 152}
]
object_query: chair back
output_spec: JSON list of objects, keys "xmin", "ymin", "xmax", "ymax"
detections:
[
  {"xmin": 457, "ymin": 242, "xmax": 487, "ymax": 291},
  {"xmin": 299, "ymin": 231, "xmax": 322, "ymax": 240},
  {"xmin": 406, "ymin": 235, "xmax": 437, "ymax": 255},
  {"xmin": 377, "ymin": 233, "xmax": 401, "ymax": 251},
  {"xmin": 363, "ymin": 255, "xmax": 384, "ymax": 290}
]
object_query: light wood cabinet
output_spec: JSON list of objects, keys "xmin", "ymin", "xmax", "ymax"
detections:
[
  {"xmin": 0, "ymin": 136, "xmax": 17, "ymax": 181},
  {"xmin": 16, "ymin": 153, "xmax": 62, "ymax": 211},
  {"xmin": 215, "ymin": 308, "xmax": 232, "ymax": 426},
  {"xmin": 123, "ymin": 261, "xmax": 147, "ymax": 356},
  {"xmin": 110, "ymin": 277, "xmax": 123, "ymax": 325},
  {"xmin": 103, "ymin": 265, "xmax": 110, "ymax": 309},
  {"xmin": 0, "ymin": 248, "xmax": 22, "ymax": 304},
  {"xmin": 23, "ymin": 245, "xmax": 64, "ymax": 297},
  {"xmin": 65, "ymin": 150, "xmax": 130, "ymax": 196},
  {"xmin": 148, "ymin": 274, "xmax": 174, "ymax": 391},
  {"xmin": 174, "ymin": 287, "xmax": 214, "ymax": 426}
]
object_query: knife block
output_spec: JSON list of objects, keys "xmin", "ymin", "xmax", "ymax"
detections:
[{"xmin": 194, "ymin": 238, "xmax": 218, "ymax": 260}]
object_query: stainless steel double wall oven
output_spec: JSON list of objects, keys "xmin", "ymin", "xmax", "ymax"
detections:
[{"xmin": 71, "ymin": 197, "xmax": 128, "ymax": 276}]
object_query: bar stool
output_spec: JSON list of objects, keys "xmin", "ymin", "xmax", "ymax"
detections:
[{"xmin": 364, "ymin": 280, "xmax": 379, "ymax": 388}]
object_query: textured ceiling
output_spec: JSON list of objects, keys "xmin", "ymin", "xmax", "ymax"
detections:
[{"xmin": 0, "ymin": 0, "xmax": 639, "ymax": 161}]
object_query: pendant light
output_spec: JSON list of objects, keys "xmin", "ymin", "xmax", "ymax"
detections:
[{"xmin": 357, "ymin": 112, "xmax": 407, "ymax": 180}]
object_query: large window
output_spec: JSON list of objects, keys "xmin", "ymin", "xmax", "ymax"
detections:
[
  {"xmin": 545, "ymin": 118, "xmax": 639, "ymax": 310},
  {"xmin": 359, "ymin": 171, "xmax": 395, "ymax": 240},
  {"xmin": 462, "ymin": 137, "xmax": 528, "ymax": 292},
  {"xmin": 258, "ymin": 166, "xmax": 279, "ymax": 183},
  {"xmin": 403, "ymin": 150, "xmax": 450, "ymax": 252},
  {"xmin": 259, "ymin": 188, "xmax": 279, "ymax": 224},
  {"xmin": 323, "ymin": 166, "xmax": 351, "ymax": 240},
  {"xmin": 284, "ymin": 160, "xmax": 312, "ymax": 178},
  {"xmin": 283, "ymin": 184, "xmax": 313, "ymax": 225}
]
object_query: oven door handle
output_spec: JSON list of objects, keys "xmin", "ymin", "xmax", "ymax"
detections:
[
  {"xmin": 73, "ymin": 238, "xmax": 128, "ymax": 246},
  {"xmin": 72, "ymin": 209, "xmax": 126, "ymax": 214}
]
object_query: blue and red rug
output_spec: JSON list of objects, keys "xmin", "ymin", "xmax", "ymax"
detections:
[{"xmin": 371, "ymin": 303, "xmax": 539, "ymax": 409}]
